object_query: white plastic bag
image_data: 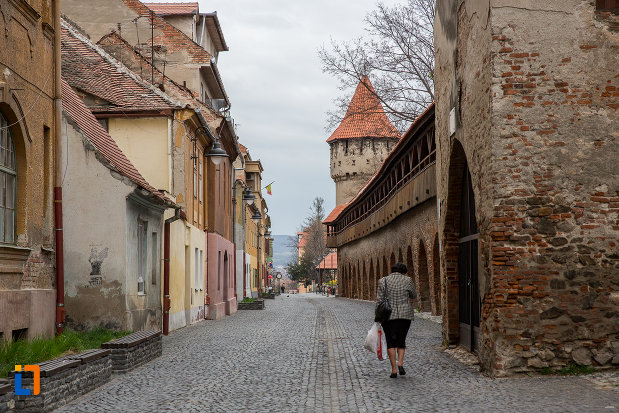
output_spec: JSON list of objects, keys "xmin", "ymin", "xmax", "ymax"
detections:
[{"xmin": 364, "ymin": 322, "xmax": 388, "ymax": 360}]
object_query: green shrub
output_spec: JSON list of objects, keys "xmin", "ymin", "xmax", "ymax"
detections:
[
  {"xmin": 241, "ymin": 297, "xmax": 257, "ymax": 303},
  {"xmin": 539, "ymin": 363, "xmax": 596, "ymax": 376},
  {"xmin": 0, "ymin": 328, "xmax": 131, "ymax": 378}
]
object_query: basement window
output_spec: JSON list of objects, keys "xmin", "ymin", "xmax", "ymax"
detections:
[{"xmin": 12, "ymin": 328, "xmax": 27, "ymax": 342}]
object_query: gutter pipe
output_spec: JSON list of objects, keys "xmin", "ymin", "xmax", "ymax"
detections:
[{"xmin": 53, "ymin": 0, "xmax": 64, "ymax": 336}]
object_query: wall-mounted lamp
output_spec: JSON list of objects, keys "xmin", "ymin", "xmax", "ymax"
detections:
[
  {"xmin": 242, "ymin": 187, "xmax": 256, "ymax": 206},
  {"xmin": 192, "ymin": 125, "xmax": 228, "ymax": 167},
  {"xmin": 251, "ymin": 210, "xmax": 262, "ymax": 225},
  {"xmin": 206, "ymin": 136, "xmax": 228, "ymax": 166}
]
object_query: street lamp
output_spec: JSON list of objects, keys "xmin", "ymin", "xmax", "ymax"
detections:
[
  {"xmin": 251, "ymin": 210, "xmax": 262, "ymax": 224},
  {"xmin": 205, "ymin": 135, "xmax": 228, "ymax": 166},
  {"xmin": 243, "ymin": 187, "xmax": 256, "ymax": 206}
]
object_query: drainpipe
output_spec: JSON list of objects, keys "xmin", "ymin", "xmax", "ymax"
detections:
[
  {"xmin": 53, "ymin": 0, "xmax": 64, "ymax": 336},
  {"xmin": 231, "ymin": 185, "xmax": 237, "ymax": 300},
  {"xmin": 163, "ymin": 207, "xmax": 181, "ymax": 335}
]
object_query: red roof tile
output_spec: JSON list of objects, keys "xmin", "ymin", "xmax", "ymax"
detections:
[
  {"xmin": 61, "ymin": 78, "xmax": 170, "ymax": 205},
  {"xmin": 122, "ymin": 0, "xmax": 211, "ymax": 65},
  {"xmin": 326, "ymin": 76, "xmax": 401, "ymax": 143},
  {"xmin": 323, "ymin": 204, "xmax": 348, "ymax": 224},
  {"xmin": 145, "ymin": 2, "xmax": 198, "ymax": 15},
  {"xmin": 327, "ymin": 102, "xmax": 435, "ymax": 225},
  {"xmin": 316, "ymin": 251, "xmax": 337, "ymax": 270},
  {"xmin": 61, "ymin": 20, "xmax": 179, "ymax": 114}
]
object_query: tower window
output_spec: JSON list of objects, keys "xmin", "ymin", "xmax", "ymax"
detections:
[
  {"xmin": 344, "ymin": 140, "xmax": 349, "ymax": 154},
  {"xmin": 352, "ymin": 160, "xmax": 355, "ymax": 166}
]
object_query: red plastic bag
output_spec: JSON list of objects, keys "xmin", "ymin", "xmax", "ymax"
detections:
[{"xmin": 377, "ymin": 326, "xmax": 388, "ymax": 360}]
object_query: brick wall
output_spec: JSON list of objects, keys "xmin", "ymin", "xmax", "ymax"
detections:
[
  {"xmin": 435, "ymin": 0, "xmax": 618, "ymax": 375},
  {"xmin": 337, "ymin": 200, "xmax": 440, "ymax": 315}
]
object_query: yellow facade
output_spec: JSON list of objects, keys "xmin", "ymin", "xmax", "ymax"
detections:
[{"xmin": 108, "ymin": 117, "xmax": 170, "ymax": 192}]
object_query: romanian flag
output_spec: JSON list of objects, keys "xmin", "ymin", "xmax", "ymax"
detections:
[{"xmin": 266, "ymin": 184, "xmax": 272, "ymax": 195}]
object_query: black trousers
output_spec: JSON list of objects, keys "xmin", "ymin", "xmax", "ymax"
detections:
[{"xmin": 381, "ymin": 319, "xmax": 411, "ymax": 349}]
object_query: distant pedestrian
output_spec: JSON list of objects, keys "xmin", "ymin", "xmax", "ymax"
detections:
[{"xmin": 375, "ymin": 262, "xmax": 417, "ymax": 378}]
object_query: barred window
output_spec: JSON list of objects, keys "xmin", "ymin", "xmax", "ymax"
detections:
[{"xmin": 0, "ymin": 114, "xmax": 16, "ymax": 244}]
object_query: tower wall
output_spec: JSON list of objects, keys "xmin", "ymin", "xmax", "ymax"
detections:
[{"xmin": 330, "ymin": 138, "xmax": 398, "ymax": 205}]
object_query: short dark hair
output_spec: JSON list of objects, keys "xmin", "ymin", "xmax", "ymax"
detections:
[{"xmin": 391, "ymin": 262, "xmax": 407, "ymax": 274}]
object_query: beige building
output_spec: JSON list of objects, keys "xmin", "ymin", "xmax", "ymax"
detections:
[
  {"xmin": 62, "ymin": 0, "xmax": 229, "ymax": 112},
  {"xmin": 0, "ymin": 0, "xmax": 59, "ymax": 341}
]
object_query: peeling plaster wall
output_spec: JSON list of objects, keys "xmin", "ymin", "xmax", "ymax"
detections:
[
  {"xmin": 62, "ymin": 114, "xmax": 130, "ymax": 331},
  {"xmin": 125, "ymin": 194, "xmax": 164, "ymax": 331}
]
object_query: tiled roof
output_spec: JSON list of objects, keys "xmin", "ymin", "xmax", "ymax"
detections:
[
  {"xmin": 144, "ymin": 2, "xmax": 198, "ymax": 15},
  {"xmin": 122, "ymin": 0, "xmax": 211, "ymax": 64},
  {"xmin": 316, "ymin": 251, "xmax": 337, "ymax": 270},
  {"xmin": 323, "ymin": 204, "xmax": 348, "ymax": 224},
  {"xmin": 61, "ymin": 20, "xmax": 179, "ymax": 114},
  {"xmin": 61, "ymin": 78, "xmax": 170, "ymax": 205},
  {"xmin": 326, "ymin": 102, "xmax": 435, "ymax": 225},
  {"xmin": 326, "ymin": 76, "xmax": 401, "ymax": 143}
]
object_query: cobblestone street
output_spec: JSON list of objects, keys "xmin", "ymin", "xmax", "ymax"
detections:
[{"xmin": 59, "ymin": 295, "xmax": 617, "ymax": 413}]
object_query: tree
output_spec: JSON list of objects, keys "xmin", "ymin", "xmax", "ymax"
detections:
[
  {"xmin": 319, "ymin": 0, "xmax": 435, "ymax": 132},
  {"xmin": 287, "ymin": 197, "xmax": 329, "ymax": 282}
]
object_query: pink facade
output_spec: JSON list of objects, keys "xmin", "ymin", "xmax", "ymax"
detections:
[{"xmin": 206, "ymin": 232, "xmax": 237, "ymax": 320}]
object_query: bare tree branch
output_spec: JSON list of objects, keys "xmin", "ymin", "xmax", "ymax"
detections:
[{"xmin": 319, "ymin": 0, "xmax": 435, "ymax": 133}]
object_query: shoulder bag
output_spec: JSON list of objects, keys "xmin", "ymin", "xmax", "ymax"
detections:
[{"xmin": 374, "ymin": 278, "xmax": 392, "ymax": 323}]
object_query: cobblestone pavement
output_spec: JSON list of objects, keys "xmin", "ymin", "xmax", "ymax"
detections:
[{"xmin": 59, "ymin": 294, "xmax": 618, "ymax": 413}]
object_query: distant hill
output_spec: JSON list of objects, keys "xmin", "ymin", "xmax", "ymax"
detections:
[{"xmin": 272, "ymin": 235, "xmax": 296, "ymax": 267}]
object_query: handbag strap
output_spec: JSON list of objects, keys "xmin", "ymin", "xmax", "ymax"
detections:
[{"xmin": 383, "ymin": 278, "xmax": 390, "ymax": 306}]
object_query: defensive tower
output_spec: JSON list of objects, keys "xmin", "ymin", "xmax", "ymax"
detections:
[{"xmin": 327, "ymin": 76, "xmax": 401, "ymax": 205}]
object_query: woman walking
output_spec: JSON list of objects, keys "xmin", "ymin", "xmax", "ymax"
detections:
[{"xmin": 376, "ymin": 262, "xmax": 417, "ymax": 378}]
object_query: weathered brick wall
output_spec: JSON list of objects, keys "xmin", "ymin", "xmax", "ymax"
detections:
[
  {"xmin": 485, "ymin": 0, "xmax": 618, "ymax": 375},
  {"xmin": 338, "ymin": 199, "xmax": 440, "ymax": 315},
  {"xmin": 435, "ymin": 0, "xmax": 618, "ymax": 376}
]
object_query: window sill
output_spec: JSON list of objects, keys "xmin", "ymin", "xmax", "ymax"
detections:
[{"xmin": 137, "ymin": 292, "xmax": 146, "ymax": 296}]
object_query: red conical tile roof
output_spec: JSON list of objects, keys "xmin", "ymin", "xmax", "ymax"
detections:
[{"xmin": 326, "ymin": 76, "xmax": 401, "ymax": 143}]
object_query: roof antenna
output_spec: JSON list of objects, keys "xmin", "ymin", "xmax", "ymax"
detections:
[{"xmin": 151, "ymin": 9, "xmax": 154, "ymax": 85}]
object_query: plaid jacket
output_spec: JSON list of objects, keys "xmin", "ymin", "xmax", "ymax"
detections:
[{"xmin": 376, "ymin": 272, "xmax": 417, "ymax": 321}]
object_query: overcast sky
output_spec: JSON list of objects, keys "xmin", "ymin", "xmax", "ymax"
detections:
[{"xmin": 150, "ymin": 0, "xmax": 398, "ymax": 235}]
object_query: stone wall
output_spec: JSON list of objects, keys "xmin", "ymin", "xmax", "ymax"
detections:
[
  {"xmin": 11, "ymin": 350, "xmax": 112, "ymax": 412},
  {"xmin": 102, "ymin": 333, "xmax": 162, "ymax": 373},
  {"xmin": 330, "ymin": 138, "xmax": 398, "ymax": 205},
  {"xmin": 0, "ymin": 382, "xmax": 12, "ymax": 413},
  {"xmin": 237, "ymin": 300, "xmax": 265, "ymax": 310},
  {"xmin": 434, "ymin": 0, "xmax": 618, "ymax": 375},
  {"xmin": 338, "ymin": 200, "xmax": 440, "ymax": 315}
]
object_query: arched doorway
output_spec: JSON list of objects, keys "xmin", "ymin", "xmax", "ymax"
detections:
[
  {"xmin": 417, "ymin": 241, "xmax": 431, "ymax": 312},
  {"xmin": 444, "ymin": 139, "xmax": 480, "ymax": 352},
  {"xmin": 432, "ymin": 236, "xmax": 441, "ymax": 315},
  {"xmin": 223, "ymin": 252, "xmax": 229, "ymax": 301},
  {"xmin": 382, "ymin": 256, "xmax": 388, "ymax": 279},
  {"xmin": 368, "ymin": 259, "xmax": 375, "ymax": 300},
  {"xmin": 458, "ymin": 165, "xmax": 479, "ymax": 352},
  {"xmin": 362, "ymin": 261, "xmax": 369, "ymax": 300}
]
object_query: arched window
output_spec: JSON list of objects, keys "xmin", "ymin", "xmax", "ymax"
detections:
[{"xmin": 0, "ymin": 113, "xmax": 16, "ymax": 244}]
